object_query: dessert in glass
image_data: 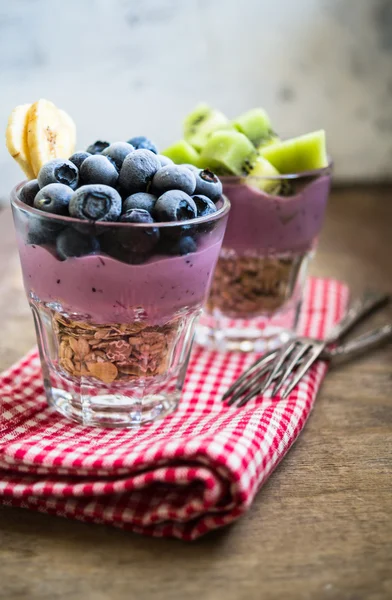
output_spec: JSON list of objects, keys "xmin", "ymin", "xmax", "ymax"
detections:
[
  {"xmin": 162, "ymin": 104, "xmax": 332, "ymax": 352},
  {"xmin": 7, "ymin": 99, "xmax": 229, "ymax": 427}
]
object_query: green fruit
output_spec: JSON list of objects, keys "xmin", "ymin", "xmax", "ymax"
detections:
[
  {"xmin": 233, "ymin": 108, "xmax": 278, "ymax": 148},
  {"xmin": 183, "ymin": 103, "xmax": 231, "ymax": 151},
  {"xmin": 260, "ymin": 130, "xmax": 328, "ymax": 174},
  {"xmin": 258, "ymin": 133, "xmax": 280, "ymax": 149},
  {"xmin": 161, "ymin": 140, "xmax": 201, "ymax": 167},
  {"xmin": 246, "ymin": 156, "xmax": 281, "ymax": 194},
  {"xmin": 199, "ymin": 130, "xmax": 257, "ymax": 175}
]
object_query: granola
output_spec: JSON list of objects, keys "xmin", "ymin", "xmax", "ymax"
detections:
[
  {"xmin": 207, "ymin": 252, "xmax": 304, "ymax": 318},
  {"xmin": 54, "ymin": 313, "xmax": 177, "ymax": 383}
]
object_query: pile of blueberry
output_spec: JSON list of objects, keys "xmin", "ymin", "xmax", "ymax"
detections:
[{"xmin": 19, "ymin": 136, "xmax": 223, "ymax": 261}]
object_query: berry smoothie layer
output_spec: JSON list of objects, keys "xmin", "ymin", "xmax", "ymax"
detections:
[
  {"xmin": 222, "ymin": 174, "xmax": 331, "ymax": 254},
  {"xmin": 17, "ymin": 234, "xmax": 222, "ymax": 325}
]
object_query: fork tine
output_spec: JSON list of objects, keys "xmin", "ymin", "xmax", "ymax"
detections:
[
  {"xmin": 225, "ymin": 361, "xmax": 273, "ymax": 406},
  {"xmin": 281, "ymin": 344, "xmax": 324, "ymax": 399},
  {"xmin": 271, "ymin": 343, "xmax": 310, "ymax": 397},
  {"xmin": 236, "ymin": 378, "xmax": 268, "ymax": 407},
  {"xmin": 221, "ymin": 349, "xmax": 277, "ymax": 401},
  {"xmin": 260, "ymin": 341, "xmax": 297, "ymax": 394}
]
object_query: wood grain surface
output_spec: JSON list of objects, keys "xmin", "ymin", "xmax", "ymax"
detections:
[{"xmin": 0, "ymin": 187, "xmax": 391, "ymax": 600}]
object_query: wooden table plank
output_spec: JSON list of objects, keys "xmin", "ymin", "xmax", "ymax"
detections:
[{"xmin": 0, "ymin": 187, "xmax": 391, "ymax": 600}]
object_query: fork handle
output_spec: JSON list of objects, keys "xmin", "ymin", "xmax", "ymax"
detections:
[
  {"xmin": 267, "ymin": 325, "xmax": 392, "ymax": 383},
  {"xmin": 325, "ymin": 291, "xmax": 390, "ymax": 344},
  {"xmin": 325, "ymin": 324, "xmax": 392, "ymax": 359}
]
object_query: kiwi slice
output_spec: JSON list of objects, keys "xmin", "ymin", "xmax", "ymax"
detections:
[
  {"xmin": 199, "ymin": 130, "xmax": 257, "ymax": 176},
  {"xmin": 260, "ymin": 130, "xmax": 328, "ymax": 174},
  {"xmin": 258, "ymin": 133, "xmax": 280, "ymax": 149},
  {"xmin": 245, "ymin": 156, "xmax": 282, "ymax": 194},
  {"xmin": 233, "ymin": 108, "xmax": 279, "ymax": 148},
  {"xmin": 161, "ymin": 140, "xmax": 201, "ymax": 167},
  {"xmin": 183, "ymin": 103, "xmax": 231, "ymax": 151}
]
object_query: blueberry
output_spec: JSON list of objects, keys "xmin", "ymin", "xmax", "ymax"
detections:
[
  {"xmin": 120, "ymin": 208, "xmax": 154, "ymax": 225},
  {"xmin": 154, "ymin": 190, "xmax": 197, "ymax": 222},
  {"xmin": 101, "ymin": 236, "xmax": 147, "ymax": 264},
  {"xmin": 34, "ymin": 183, "xmax": 73, "ymax": 215},
  {"xmin": 69, "ymin": 184, "xmax": 122, "ymax": 222},
  {"xmin": 127, "ymin": 136, "xmax": 158, "ymax": 154},
  {"xmin": 86, "ymin": 140, "xmax": 110, "ymax": 154},
  {"xmin": 101, "ymin": 142, "xmax": 135, "ymax": 170},
  {"xmin": 19, "ymin": 179, "xmax": 40, "ymax": 206},
  {"xmin": 118, "ymin": 208, "xmax": 160, "ymax": 253},
  {"xmin": 27, "ymin": 218, "xmax": 64, "ymax": 245},
  {"xmin": 161, "ymin": 223, "xmax": 196, "ymax": 242},
  {"xmin": 151, "ymin": 165, "xmax": 196, "ymax": 196},
  {"xmin": 69, "ymin": 151, "xmax": 91, "ymax": 170},
  {"xmin": 194, "ymin": 169, "xmax": 223, "ymax": 202},
  {"xmin": 192, "ymin": 194, "xmax": 217, "ymax": 234},
  {"xmin": 119, "ymin": 149, "xmax": 161, "ymax": 195},
  {"xmin": 157, "ymin": 154, "xmax": 173, "ymax": 168},
  {"xmin": 182, "ymin": 163, "xmax": 199, "ymax": 172},
  {"xmin": 192, "ymin": 194, "xmax": 217, "ymax": 217},
  {"xmin": 56, "ymin": 228, "xmax": 100, "ymax": 260},
  {"xmin": 169, "ymin": 236, "xmax": 197, "ymax": 256},
  {"xmin": 38, "ymin": 159, "xmax": 79, "ymax": 190},
  {"xmin": 122, "ymin": 192, "xmax": 156, "ymax": 214},
  {"xmin": 80, "ymin": 155, "xmax": 119, "ymax": 187}
]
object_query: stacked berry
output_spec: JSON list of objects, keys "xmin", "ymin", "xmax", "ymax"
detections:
[{"xmin": 19, "ymin": 136, "xmax": 223, "ymax": 262}]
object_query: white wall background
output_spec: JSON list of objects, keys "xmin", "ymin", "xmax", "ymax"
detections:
[{"xmin": 1, "ymin": 0, "xmax": 392, "ymax": 198}]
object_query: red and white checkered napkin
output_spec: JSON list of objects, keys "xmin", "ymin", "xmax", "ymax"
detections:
[{"xmin": 0, "ymin": 278, "xmax": 347, "ymax": 541}]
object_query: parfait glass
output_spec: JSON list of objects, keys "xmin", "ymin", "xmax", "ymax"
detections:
[
  {"xmin": 196, "ymin": 163, "xmax": 332, "ymax": 352},
  {"xmin": 11, "ymin": 185, "xmax": 230, "ymax": 427}
]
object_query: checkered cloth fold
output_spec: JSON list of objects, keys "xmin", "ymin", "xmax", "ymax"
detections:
[{"xmin": 0, "ymin": 278, "xmax": 347, "ymax": 540}]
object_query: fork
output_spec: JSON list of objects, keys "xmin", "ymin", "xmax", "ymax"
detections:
[
  {"xmin": 262, "ymin": 291, "xmax": 390, "ymax": 399},
  {"xmin": 223, "ymin": 291, "xmax": 390, "ymax": 407},
  {"xmin": 225, "ymin": 322, "xmax": 392, "ymax": 407}
]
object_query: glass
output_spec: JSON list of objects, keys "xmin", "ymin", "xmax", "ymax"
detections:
[
  {"xmin": 196, "ymin": 164, "xmax": 332, "ymax": 352},
  {"xmin": 11, "ymin": 185, "xmax": 230, "ymax": 427}
]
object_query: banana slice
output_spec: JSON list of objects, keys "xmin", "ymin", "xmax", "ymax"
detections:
[
  {"xmin": 5, "ymin": 103, "xmax": 35, "ymax": 179},
  {"xmin": 58, "ymin": 108, "xmax": 76, "ymax": 158},
  {"xmin": 27, "ymin": 99, "xmax": 76, "ymax": 176}
]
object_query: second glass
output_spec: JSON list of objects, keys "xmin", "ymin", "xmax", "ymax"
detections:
[{"xmin": 196, "ymin": 165, "xmax": 332, "ymax": 352}]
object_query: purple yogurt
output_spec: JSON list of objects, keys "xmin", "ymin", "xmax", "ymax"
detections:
[
  {"xmin": 221, "ymin": 171, "xmax": 331, "ymax": 254},
  {"xmin": 17, "ymin": 238, "xmax": 223, "ymax": 325}
]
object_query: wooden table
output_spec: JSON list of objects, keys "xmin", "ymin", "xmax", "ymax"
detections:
[{"xmin": 0, "ymin": 187, "xmax": 391, "ymax": 600}]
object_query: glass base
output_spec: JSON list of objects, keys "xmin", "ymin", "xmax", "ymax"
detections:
[
  {"xmin": 195, "ymin": 321, "xmax": 293, "ymax": 353},
  {"xmin": 195, "ymin": 298, "xmax": 301, "ymax": 353},
  {"xmin": 197, "ymin": 246, "xmax": 312, "ymax": 353},
  {"xmin": 47, "ymin": 384, "xmax": 179, "ymax": 428},
  {"xmin": 29, "ymin": 299, "xmax": 198, "ymax": 428}
]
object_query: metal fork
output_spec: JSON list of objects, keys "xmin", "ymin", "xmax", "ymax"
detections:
[
  {"xmin": 223, "ymin": 291, "xmax": 390, "ymax": 407},
  {"xmin": 264, "ymin": 291, "xmax": 390, "ymax": 399},
  {"xmin": 224, "ymin": 322, "xmax": 392, "ymax": 407}
]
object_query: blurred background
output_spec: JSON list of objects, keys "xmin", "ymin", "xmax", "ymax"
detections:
[{"xmin": 1, "ymin": 0, "xmax": 392, "ymax": 199}]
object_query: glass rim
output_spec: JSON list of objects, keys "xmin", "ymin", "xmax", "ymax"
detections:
[
  {"xmin": 220, "ymin": 158, "xmax": 333, "ymax": 182},
  {"xmin": 11, "ymin": 182, "xmax": 231, "ymax": 229}
]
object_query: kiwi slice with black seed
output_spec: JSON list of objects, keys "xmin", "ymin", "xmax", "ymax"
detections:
[
  {"xmin": 199, "ymin": 130, "xmax": 257, "ymax": 176},
  {"xmin": 233, "ymin": 108, "xmax": 279, "ymax": 148},
  {"xmin": 183, "ymin": 103, "xmax": 232, "ymax": 151},
  {"xmin": 245, "ymin": 156, "xmax": 282, "ymax": 194}
]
